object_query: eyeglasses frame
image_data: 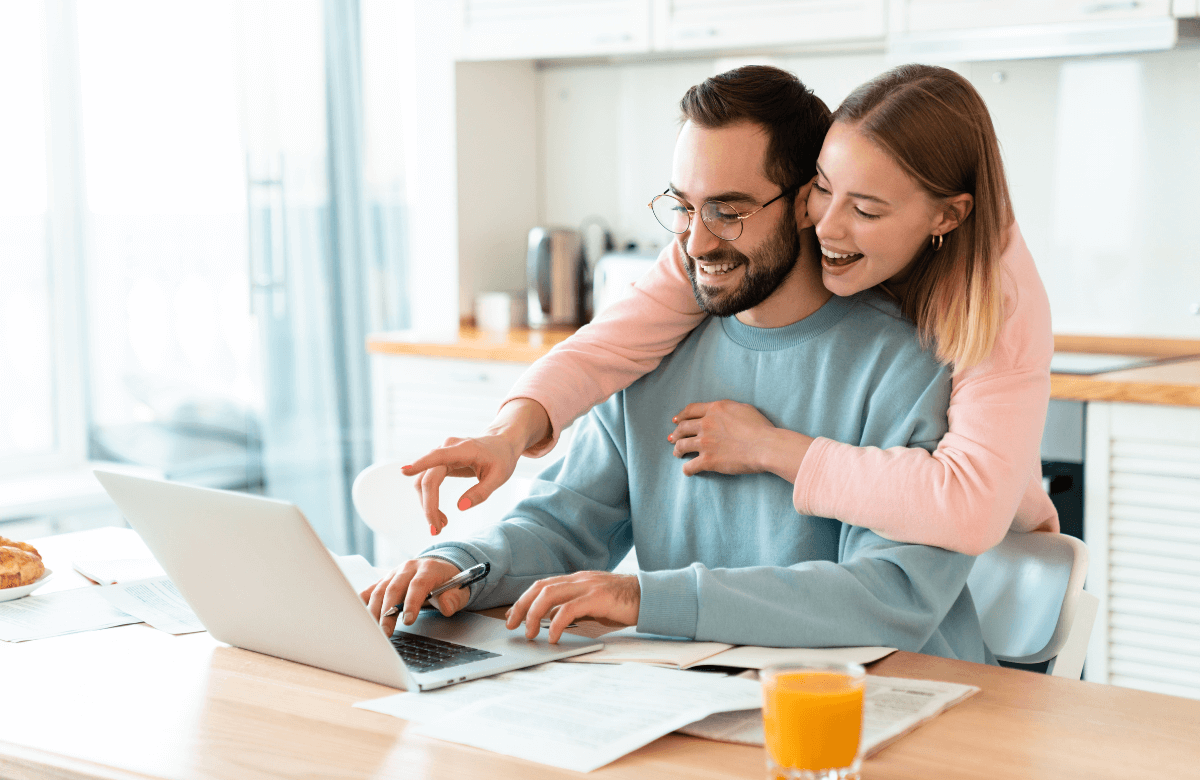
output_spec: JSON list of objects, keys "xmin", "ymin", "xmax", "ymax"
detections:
[{"xmin": 647, "ymin": 185, "xmax": 799, "ymax": 241}]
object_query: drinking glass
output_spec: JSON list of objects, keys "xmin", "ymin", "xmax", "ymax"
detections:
[{"xmin": 761, "ymin": 662, "xmax": 866, "ymax": 780}]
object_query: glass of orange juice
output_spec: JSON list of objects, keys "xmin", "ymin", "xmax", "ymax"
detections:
[{"xmin": 761, "ymin": 662, "xmax": 866, "ymax": 780}]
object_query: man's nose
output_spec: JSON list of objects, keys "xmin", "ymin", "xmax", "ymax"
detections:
[{"xmin": 685, "ymin": 220, "xmax": 721, "ymax": 259}]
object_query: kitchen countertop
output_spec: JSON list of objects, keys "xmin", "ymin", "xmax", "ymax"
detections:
[{"xmin": 366, "ymin": 329, "xmax": 1200, "ymax": 408}]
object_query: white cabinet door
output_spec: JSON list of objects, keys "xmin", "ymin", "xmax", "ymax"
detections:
[
  {"xmin": 456, "ymin": 0, "xmax": 653, "ymax": 60},
  {"xmin": 370, "ymin": 354, "xmax": 575, "ymax": 565},
  {"xmin": 654, "ymin": 0, "xmax": 886, "ymax": 51},
  {"xmin": 1084, "ymin": 402, "xmax": 1200, "ymax": 700},
  {"xmin": 901, "ymin": 0, "xmax": 1172, "ymax": 33}
]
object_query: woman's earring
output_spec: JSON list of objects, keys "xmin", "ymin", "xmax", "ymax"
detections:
[{"xmin": 931, "ymin": 233, "xmax": 944, "ymax": 251}]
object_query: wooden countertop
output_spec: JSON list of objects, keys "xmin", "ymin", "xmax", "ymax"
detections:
[
  {"xmin": 367, "ymin": 326, "xmax": 577, "ymax": 364},
  {"xmin": 367, "ymin": 329, "xmax": 1200, "ymax": 407}
]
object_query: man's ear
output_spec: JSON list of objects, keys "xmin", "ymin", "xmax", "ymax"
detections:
[
  {"xmin": 933, "ymin": 193, "xmax": 974, "ymax": 236},
  {"xmin": 794, "ymin": 176, "xmax": 817, "ymax": 230}
]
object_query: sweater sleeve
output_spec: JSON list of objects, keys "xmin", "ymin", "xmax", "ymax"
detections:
[
  {"xmin": 792, "ymin": 222, "xmax": 1059, "ymax": 556},
  {"xmin": 503, "ymin": 242, "xmax": 705, "ymax": 457},
  {"xmin": 636, "ymin": 528, "xmax": 980, "ymax": 659}
]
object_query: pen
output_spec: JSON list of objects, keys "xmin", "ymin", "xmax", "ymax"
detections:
[{"xmin": 382, "ymin": 562, "xmax": 490, "ymax": 618}]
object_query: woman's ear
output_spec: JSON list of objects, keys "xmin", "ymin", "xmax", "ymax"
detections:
[
  {"xmin": 794, "ymin": 176, "xmax": 817, "ymax": 230},
  {"xmin": 934, "ymin": 193, "xmax": 974, "ymax": 235}
]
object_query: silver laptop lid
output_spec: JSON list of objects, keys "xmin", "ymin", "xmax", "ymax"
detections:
[{"xmin": 93, "ymin": 470, "xmax": 414, "ymax": 690}]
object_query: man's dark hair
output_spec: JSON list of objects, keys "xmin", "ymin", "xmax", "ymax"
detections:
[{"xmin": 680, "ymin": 65, "xmax": 831, "ymax": 191}]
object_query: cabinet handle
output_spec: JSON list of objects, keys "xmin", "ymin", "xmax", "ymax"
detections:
[
  {"xmin": 447, "ymin": 370, "xmax": 491, "ymax": 383},
  {"xmin": 676, "ymin": 27, "xmax": 719, "ymax": 40}
]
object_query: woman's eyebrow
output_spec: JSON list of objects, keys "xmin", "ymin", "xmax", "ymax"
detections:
[{"xmin": 814, "ymin": 164, "xmax": 891, "ymax": 206}]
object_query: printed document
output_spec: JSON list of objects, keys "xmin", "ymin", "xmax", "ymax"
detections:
[
  {"xmin": 72, "ymin": 557, "xmax": 166, "ymax": 585},
  {"xmin": 98, "ymin": 577, "xmax": 204, "ymax": 635},
  {"xmin": 0, "ymin": 588, "xmax": 140, "ymax": 642},
  {"xmin": 562, "ymin": 626, "xmax": 895, "ymax": 669},
  {"xmin": 356, "ymin": 662, "xmax": 762, "ymax": 772},
  {"xmin": 679, "ymin": 674, "xmax": 980, "ymax": 757}
]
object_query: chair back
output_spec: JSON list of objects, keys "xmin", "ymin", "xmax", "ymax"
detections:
[{"xmin": 967, "ymin": 531, "xmax": 1096, "ymax": 676}]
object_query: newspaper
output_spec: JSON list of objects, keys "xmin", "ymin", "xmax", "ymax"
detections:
[{"xmin": 679, "ymin": 674, "xmax": 980, "ymax": 757}]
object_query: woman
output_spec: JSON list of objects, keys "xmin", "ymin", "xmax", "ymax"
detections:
[{"xmin": 403, "ymin": 64, "xmax": 1057, "ymax": 556}]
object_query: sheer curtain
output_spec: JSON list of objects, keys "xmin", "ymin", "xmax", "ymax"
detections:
[{"xmin": 24, "ymin": 0, "xmax": 411, "ymax": 556}]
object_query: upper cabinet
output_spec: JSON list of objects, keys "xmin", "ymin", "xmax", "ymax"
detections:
[
  {"xmin": 892, "ymin": 0, "xmax": 1195, "ymax": 61},
  {"xmin": 456, "ymin": 0, "xmax": 653, "ymax": 60},
  {"xmin": 902, "ymin": 0, "xmax": 1172, "ymax": 33},
  {"xmin": 455, "ymin": 0, "xmax": 1197, "ymax": 62},
  {"xmin": 653, "ymin": 0, "xmax": 886, "ymax": 52}
]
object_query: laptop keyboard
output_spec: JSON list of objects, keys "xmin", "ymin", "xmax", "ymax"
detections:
[{"xmin": 390, "ymin": 631, "xmax": 500, "ymax": 674}]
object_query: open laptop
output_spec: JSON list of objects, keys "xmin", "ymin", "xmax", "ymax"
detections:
[{"xmin": 93, "ymin": 470, "xmax": 603, "ymax": 691}]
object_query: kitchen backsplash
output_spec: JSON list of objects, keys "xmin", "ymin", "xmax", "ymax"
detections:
[{"xmin": 533, "ymin": 47, "xmax": 1200, "ymax": 338}]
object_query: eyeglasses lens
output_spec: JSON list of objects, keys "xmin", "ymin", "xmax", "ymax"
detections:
[
  {"xmin": 651, "ymin": 195, "xmax": 691, "ymax": 234},
  {"xmin": 700, "ymin": 201, "xmax": 743, "ymax": 241}
]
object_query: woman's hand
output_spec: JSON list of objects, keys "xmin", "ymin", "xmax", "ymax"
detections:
[
  {"xmin": 401, "ymin": 399, "xmax": 552, "ymax": 534},
  {"xmin": 669, "ymin": 400, "xmax": 814, "ymax": 481}
]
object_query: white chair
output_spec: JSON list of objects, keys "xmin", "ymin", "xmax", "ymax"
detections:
[{"xmin": 967, "ymin": 531, "xmax": 1099, "ymax": 679}]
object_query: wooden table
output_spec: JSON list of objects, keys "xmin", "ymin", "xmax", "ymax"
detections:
[{"xmin": 3, "ymin": 532, "xmax": 1200, "ymax": 780}]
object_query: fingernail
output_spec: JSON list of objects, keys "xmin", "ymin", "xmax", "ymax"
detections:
[
  {"xmin": 667, "ymin": 434, "xmax": 673, "ymax": 442},
  {"xmin": 402, "ymin": 611, "xmax": 415, "ymax": 625},
  {"xmin": 672, "ymin": 416, "xmax": 678, "ymax": 422},
  {"xmin": 458, "ymin": 497, "xmax": 472, "ymax": 511}
]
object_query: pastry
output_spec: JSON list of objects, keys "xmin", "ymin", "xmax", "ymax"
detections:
[{"xmin": 0, "ymin": 536, "xmax": 44, "ymax": 589}]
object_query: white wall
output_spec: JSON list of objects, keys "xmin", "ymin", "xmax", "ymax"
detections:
[{"xmin": 463, "ymin": 47, "xmax": 1200, "ymax": 338}]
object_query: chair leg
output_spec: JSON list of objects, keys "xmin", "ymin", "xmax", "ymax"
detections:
[{"xmin": 1046, "ymin": 591, "xmax": 1099, "ymax": 679}]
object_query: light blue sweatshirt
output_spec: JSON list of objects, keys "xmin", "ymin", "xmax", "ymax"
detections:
[{"xmin": 424, "ymin": 291, "xmax": 989, "ymax": 663}]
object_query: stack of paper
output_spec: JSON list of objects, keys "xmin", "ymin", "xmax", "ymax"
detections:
[{"xmin": 561, "ymin": 626, "xmax": 896, "ymax": 669}]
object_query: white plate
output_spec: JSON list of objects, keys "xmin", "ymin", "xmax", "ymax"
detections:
[{"xmin": 0, "ymin": 569, "xmax": 54, "ymax": 602}]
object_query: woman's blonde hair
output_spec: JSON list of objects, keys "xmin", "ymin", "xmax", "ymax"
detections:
[{"xmin": 834, "ymin": 64, "xmax": 1011, "ymax": 371}]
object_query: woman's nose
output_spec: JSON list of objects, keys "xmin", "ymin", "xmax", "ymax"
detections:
[{"xmin": 814, "ymin": 202, "xmax": 846, "ymax": 244}]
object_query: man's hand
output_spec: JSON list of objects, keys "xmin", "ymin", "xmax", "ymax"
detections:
[
  {"xmin": 400, "ymin": 399, "xmax": 552, "ymax": 535},
  {"xmin": 360, "ymin": 558, "xmax": 470, "ymax": 637},
  {"xmin": 505, "ymin": 571, "xmax": 640, "ymax": 644}
]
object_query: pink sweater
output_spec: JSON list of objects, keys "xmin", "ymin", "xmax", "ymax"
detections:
[{"xmin": 504, "ymin": 221, "xmax": 1059, "ymax": 555}]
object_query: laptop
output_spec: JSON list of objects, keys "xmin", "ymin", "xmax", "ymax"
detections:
[{"xmin": 93, "ymin": 470, "xmax": 603, "ymax": 691}]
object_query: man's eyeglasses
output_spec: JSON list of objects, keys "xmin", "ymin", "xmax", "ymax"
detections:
[{"xmin": 648, "ymin": 186, "xmax": 797, "ymax": 241}]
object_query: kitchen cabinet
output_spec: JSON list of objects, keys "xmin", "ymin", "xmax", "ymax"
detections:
[
  {"xmin": 455, "ymin": 0, "xmax": 653, "ymax": 60},
  {"xmin": 899, "ymin": 0, "xmax": 1173, "ymax": 34},
  {"xmin": 1083, "ymin": 401, "xmax": 1200, "ymax": 700},
  {"xmin": 652, "ymin": 0, "xmax": 886, "ymax": 52}
]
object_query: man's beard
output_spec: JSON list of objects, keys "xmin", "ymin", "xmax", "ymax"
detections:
[{"xmin": 681, "ymin": 211, "xmax": 801, "ymax": 317}]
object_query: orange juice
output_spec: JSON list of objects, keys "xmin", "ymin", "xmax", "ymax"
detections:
[{"xmin": 762, "ymin": 666, "xmax": 864, "ymax": 777}]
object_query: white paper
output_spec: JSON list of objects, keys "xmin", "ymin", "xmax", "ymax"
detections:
[
  {"xmin": 678, "ymin": 675, "xmax": 980, "ymax": 758},
  {"xmin": 98, "ymin": 577, "xmax": 205, "ymax": 635},
  {"xmin": 355, "ymin": 661, "xmax": 587, "ymax": 723},
  {"xmin": 334, "ymin": 554, "xmax": 388, "ymax": 593},
  {"xmin": 0, "ymin": 587, "xmax": 141, "ymax": 642},
  {"xmin": 358, "ymin": 663, "xmax": 762, "ymax": 773},
  {"xmin": 72, "ymin": 558, "xmax": 166, "ymax": 585}
]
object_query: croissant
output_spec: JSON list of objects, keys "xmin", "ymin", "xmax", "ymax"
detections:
[{"xmin": 0, "ymin": 536, "xmax": 44, "ymax": 589}]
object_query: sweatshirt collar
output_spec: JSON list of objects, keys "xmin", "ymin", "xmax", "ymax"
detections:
[{"xmin": 719, "ymin": 293, "xmax": 857, "ymax": 351}]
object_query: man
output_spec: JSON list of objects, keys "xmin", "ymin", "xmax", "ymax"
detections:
[{"xmin": 363, "ymin": 66, "xmax": 988, "ymax": 663}]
